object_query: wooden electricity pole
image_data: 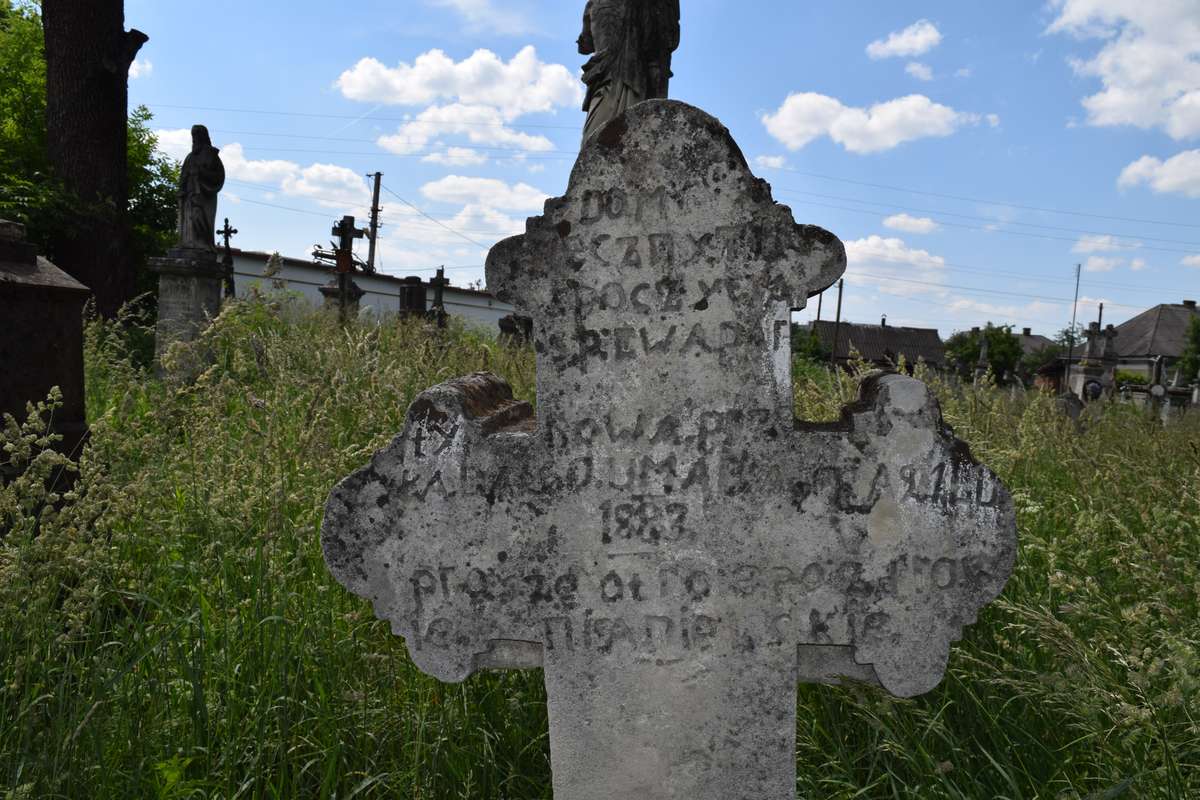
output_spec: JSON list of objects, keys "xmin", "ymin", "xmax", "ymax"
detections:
[{"xmin": 365, "ymin": 172, "xmax": 382, "ymax": 274}]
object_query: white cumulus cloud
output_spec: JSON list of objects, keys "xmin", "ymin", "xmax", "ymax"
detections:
[
  {"xmin": 336, "ymin": 46, "xmax": 581, "ymax": 158},
  {"xmin": 754, "ymin": 155, "xmax": 787, "ymax": 169},
  {"xmin": 420, "ymin": 175, "xmax": 548, "ymax": 212},
  {"xmin": 1072, "ymin": 234, "xmax": 1141, "ymax": 253},
  {"xmin": 844, "ymin": 235, "xmax": 946, "ymax": 298},
  {"xmin": 129, "ymin": 58, "xmax": 153, "ymax": 79},
  {"xmin": 422, "ymin": 147, "xmax": 489, "ymax": 167},
  {"xmin": 867, "ymin": 20, "xmax": 943, "ymax": 60},
  {"xmin": 762, "ymin": 93, "xmax": 982, "ymax": 154},
  {"xmin": 336, "ymin": 46, "xmax": 580, "ymax": 118},
  {"xmin": 1084, "ymin": 255, "xmax": 1122, "ymax": 272},
  {"xmin": 426, "ymin": 0, "xmax": 531, "ymax": 35},
  {"xmin": 1183, "ymin": 255, "xmax": 1200, "ymax": 268},
  {"xmin": 377, "ymin": 103, "xmax": 556, "ymax": 155},
  {"xmin": 883, "ymin": 213, "xmax": 939, "ymax": 234},
  {"xmin": 1118, "ymin": 150, "xmax": 1200, "ymax": 197},
  {"xmin": 906, "ymin": 62, "xmax": 933, "ymax": 81},
  {"xmin": 1048, "ymin": 1, "xmax": 1200, "ymax": 140},
  {"xmin": 154, "ymin": 129, "xmax": 370, "ymax": 212}
]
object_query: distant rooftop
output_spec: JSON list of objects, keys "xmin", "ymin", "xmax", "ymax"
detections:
[
  {"xmin": 810, "ymin": 320, "xmax": 945, "ymax": 366},
  {"xmin": 1114, "ymin": 300, "xmax": 1199, "ymax": 359},
  {"xmin": 1017, "ymin": 327, "xmax": 1056, "ymax": 356}
]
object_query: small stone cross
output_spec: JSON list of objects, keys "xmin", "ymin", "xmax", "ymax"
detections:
[
  {"xmin": 323, "ymin": 101, "xmax": 1016, "ymax": 799},
  {"xmin": 427, "ymin": 266, "xmax": 449, "ymax": 328},
  {"xmin": 218, "ymin": 218, "xmax": 238, "ymax": 298}
]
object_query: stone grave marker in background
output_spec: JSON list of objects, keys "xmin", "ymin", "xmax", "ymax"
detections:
[
  {"xmin": 150, "ymin": 124, "xmax": 226, "ymax": 363},
  {"xmin": 322, "ymin": 101, "xmax": 1018, "ymax": 799},
  {"xmin": 0, "ymin": 219, "xmax": 90, "ymax": 459}
]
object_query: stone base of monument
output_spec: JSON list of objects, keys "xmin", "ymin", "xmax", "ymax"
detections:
[{"xmin": 149, "ymin": 247, "xmax": 225, "ymax": 364}]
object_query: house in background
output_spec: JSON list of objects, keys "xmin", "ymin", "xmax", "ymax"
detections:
[
  {"xmin": 228, "ymin": 249, "xmax": 514, "ymax": 330},
  {"xmin": 1113, "ymin": 299, "xmax": 1199, "ymax": 382},
  {"xmin": 809, "ymin": 319, "xmax": 945, "ymax": 371},
  {"xmin": 1017, "ymin": 327, "xmax": 1056, "ymax": 358}
]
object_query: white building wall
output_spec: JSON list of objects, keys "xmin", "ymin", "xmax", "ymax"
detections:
[{"xmin": 229, "ymin": 252, "xmax": 512, "ymax": 331}]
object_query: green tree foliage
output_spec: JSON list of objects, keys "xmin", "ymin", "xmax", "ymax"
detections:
[
  {"xmin": 790, "ymin": 322, "xmax": 830, "ymax": 363},
  {"xmin": 944, "ymin": 324, "xmax": 1023, "ymax": 381},
  {"xmin": 1179, "ymin": 316, "xmax": 1200, "ymax": 384},
  {"xmin": 0, "ymin": 0, "xmax": 177, "ymax": 287},
  {"xmin": 1019, "ymin": 340, "xmax": 1062, "ymax": 377}
]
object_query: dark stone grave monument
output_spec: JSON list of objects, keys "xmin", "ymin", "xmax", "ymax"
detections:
[{"xmin": 0, "ymin": 219, "xmax": 90, "ymax": 458}]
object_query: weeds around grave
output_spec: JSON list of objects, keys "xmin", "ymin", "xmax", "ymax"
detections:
[{"xmin": 1, "ymin": 298, "xmax": 1197, "ymax": 798}]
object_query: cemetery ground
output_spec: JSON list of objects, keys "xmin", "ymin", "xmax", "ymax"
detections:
[{"xmin": 2, "ymin": 297, "xmax": 1198, "ymax": 800}]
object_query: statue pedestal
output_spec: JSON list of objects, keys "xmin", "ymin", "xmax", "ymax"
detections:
[{"xmin": 150, "ymin": 247, "xmax": 225, "ymax": 363}]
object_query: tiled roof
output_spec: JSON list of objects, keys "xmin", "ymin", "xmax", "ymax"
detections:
[
  {"xmin": 1018, "ymin": 333, "xmax": 1056, "ymax": 356},
  {"xmin": 810, "ymin": 320, "xmax": 945, "ymax": 366},
  {"xmin": 1114, "ymin": 302, "xmax": 1200, "ymax": 358}
]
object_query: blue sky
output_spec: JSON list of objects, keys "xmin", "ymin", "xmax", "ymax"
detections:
[{"xmin": 126, "ymin": 0, "xmax": 1199, "ymax": 336}]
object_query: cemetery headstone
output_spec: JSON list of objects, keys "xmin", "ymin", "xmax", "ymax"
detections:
[
  {"xmin": 0, "ymin": 219, "xmax": 90, "ymax": 458},
  {"xmin": 1069, "ymin": 322, "xmax": 1118, "ymax": 399},
  {"xmin": 398, "ymin": 276, "xmax": 427, "ymax": 318},
  {"xmin": 150, "ymin": 124, "xmax": 226, "ymax": 363},
  {"xmin": 219, "ymin": 218, "xmax": 238, "ymax": 299},
  {"xmin": 426, "ymin": 267, "xmax": 449, "ymax": 328},
  {"xmin": 498, "ymin": 313, "xmax": 535, "ymax": 345},
  {"xmin": 318, "ymin": 216, "xmax": 367, "ymax": 322},
  {"xmin": 322, "ymin": 101, "xmax": 1018, "ymax": 799}
]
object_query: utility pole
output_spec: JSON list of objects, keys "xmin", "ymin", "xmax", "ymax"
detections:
[
  {"xmin": 365, "ymin": 171, "xmax": 383, "ymax": 274},
  {"xmin": 1065, "ymin": 263, "xmax": 1081, "ymax": 392},
  {"xmin": 830, "ymin": 279, "xmax": 844, "ymax": 370},
  {"xmin": 815, "ymin": 290, "xmax": 823, "ymax": 323},
  {"xmin": 1097, "ymin": 302, "xmax": 1104, "ymax": 328}
]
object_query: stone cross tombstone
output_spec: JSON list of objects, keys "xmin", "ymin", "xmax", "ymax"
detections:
[
  {"xmin": 218, "ymin": 218, "xmax": 238, "ymax": 299},
  {"xmin": 323, "ymin": 101, "xmax": 1017, "ymax": 799}
]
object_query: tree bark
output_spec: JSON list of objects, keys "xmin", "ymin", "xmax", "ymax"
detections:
[{"xmin": 42, "ymin": 0, "xmax": 147, "ymax": 317}]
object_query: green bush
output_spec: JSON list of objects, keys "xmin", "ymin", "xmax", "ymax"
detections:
[
  {"xmin": 1116, "ymin": 370, "xmax": 1148, "ymax": 386},
  {"xmin": 2, "ymin": 298, "xmax": 1197, "ymax": 799}
]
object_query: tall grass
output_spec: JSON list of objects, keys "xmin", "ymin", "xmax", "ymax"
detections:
[{"xmin": 1, "ymin": 297, "xmax": 1197, "ymax": 799}]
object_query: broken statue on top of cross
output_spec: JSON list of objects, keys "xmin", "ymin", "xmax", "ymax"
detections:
[{"xmin": 321, "ymin": 97, "xmax": 1018, "ymax": 799}]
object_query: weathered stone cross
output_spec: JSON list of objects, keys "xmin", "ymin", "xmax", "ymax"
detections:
[{"xmin": 322, "ymin": 101, "xmax": 1017, "ymax": 799}]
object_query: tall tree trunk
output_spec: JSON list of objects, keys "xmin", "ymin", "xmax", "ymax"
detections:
[{"xmin": 42, "ymin": 0, "xmax": 146, "ymax": 318}]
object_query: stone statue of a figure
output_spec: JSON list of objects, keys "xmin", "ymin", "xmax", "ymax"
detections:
[
  {"xmin": 178, "ymin": 125, "xmax": 226, "ymax": 252},
  {"xmin": 578, "ymin": 0, "xmax": 680, "ymax": 143}
]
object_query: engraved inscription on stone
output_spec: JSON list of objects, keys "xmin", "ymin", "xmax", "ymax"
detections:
[{"xmin": 322, "ymin": 101, "xmax": 1017, "ymax": 800}]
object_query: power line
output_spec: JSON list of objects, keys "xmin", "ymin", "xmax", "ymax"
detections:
[
  {"xmin": 151, "ymin": 100, "xmax": 1195, "ymax": 231},
  {"xmin": 851, "ymin": 271, "xmax": 1146, "ymax": 310},
  {"xmin": 228, "ymin": 184, "xmax": 1178, "ymax": 300},
  {"xmin": 775, "ymin": 187, "xmax": 1200, "ymax": 249},
  {"xmin": 763, "ymin": 165, "xmax": 1200, "ymax": 230},
  {"xmin": 227, "ymin": 179, "xmax": 524, "ymax": 237},
  {"xmin": 212, "ymin": 128, "xmax": 581, "ymax": 156},
  {"xmin": 381, "ymin": 184, "xmax": 493, "ymax": 249},
  {"xmin": 148, "ymin": 102, "xmax": 580, "ymax": 130},
  {"xmin": 788, "ymin": 199, "xmax": 1200, "ymax": 256}
]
